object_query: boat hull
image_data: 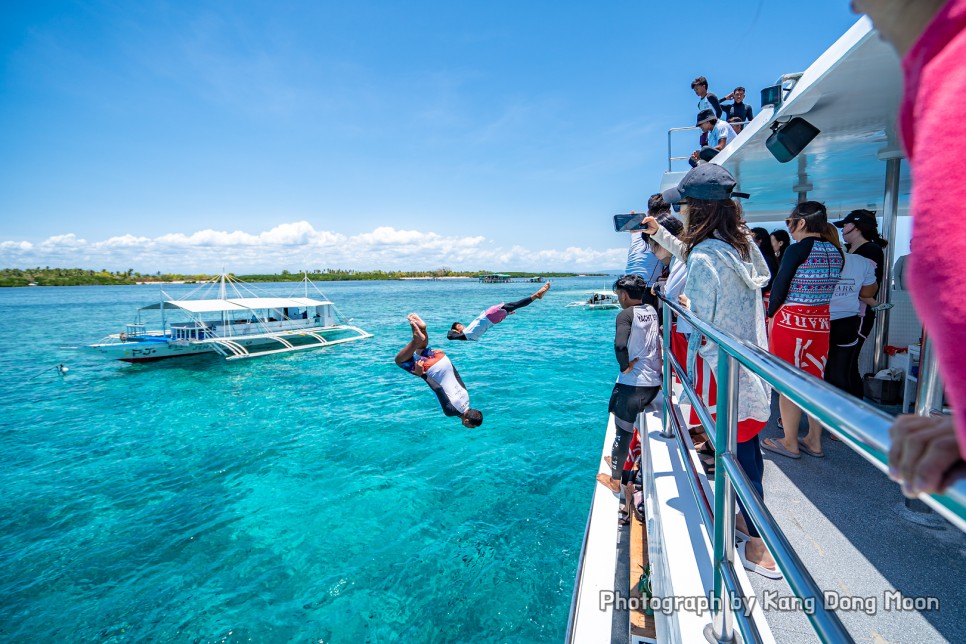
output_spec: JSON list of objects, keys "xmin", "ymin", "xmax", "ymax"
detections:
[{"xmin": 89, "ymin": 327, "xmax": 372, "ymax": 362}]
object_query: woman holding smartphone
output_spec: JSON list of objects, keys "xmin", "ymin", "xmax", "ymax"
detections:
[{"xmin": 649, "ymin": 164, "xmax": 779, "ymax": 579}]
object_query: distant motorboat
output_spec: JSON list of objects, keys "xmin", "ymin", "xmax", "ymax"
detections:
[
  {"xmin": 565, "ymin": 291, "xmax": 620, "ymax": 310},
  {"xmin": 87, "ymin": 273, "xmax": 372, "ymax": 362}
]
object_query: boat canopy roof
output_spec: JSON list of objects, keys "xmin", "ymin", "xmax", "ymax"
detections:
[
  {"xmin": 661, "ymin": 17, "xmax": 910, "ymax": 222},
  {"xmin": 141, "ymin": 297, "xmax": 333, "ymax": 313}
]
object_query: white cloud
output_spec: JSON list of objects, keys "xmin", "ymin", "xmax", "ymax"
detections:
[
  {"xmin": 0, "ymin": 221, "xmax": 624, "ymax": 272},
  {"xmin": 38, "ymin": 233, "xmax": 87, "ymax": 249},
  {"xmin": 0, "ymin": 241, "xmax": 33, "ymax": 251}
]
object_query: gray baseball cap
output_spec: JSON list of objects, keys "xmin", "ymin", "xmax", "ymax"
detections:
[{"xmin": 661, "ymin": 164, "xmax": 749, "ymax": 204}]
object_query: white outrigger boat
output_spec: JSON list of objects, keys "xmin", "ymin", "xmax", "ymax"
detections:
[
  {"xmin": 567, "ymin": 291, "xmax": 621, "ymax": 310},
  {"xmin": 87, "ymin": 274, "xmax": 372, "ymax": 362}
]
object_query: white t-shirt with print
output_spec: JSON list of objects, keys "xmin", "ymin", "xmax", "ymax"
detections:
[
  {"xmin": 707, "ymin": 120, "xmax": 737, "ymax": 149},
  {"xmin": 424, "ymin": 354, "xmax": 470, "ymax": 414},
  {"xmin": 830, "ymin": 254, "xmax": 877, "ymax": 320}
]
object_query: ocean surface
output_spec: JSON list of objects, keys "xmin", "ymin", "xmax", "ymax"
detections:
[{"xmin": 0, "ymin": 277, "xmax": 622, "ymax": 642}]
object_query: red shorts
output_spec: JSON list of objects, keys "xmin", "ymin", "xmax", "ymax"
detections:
[
  {"xmin": 623, "ymin": 429, "xmax": 641, "ymax": 470},
  {"xmin": 689, "ymin": 347, "xmax": 716, "ymax": 426},
  {"xmin": 670, "ymin": 324, "xmax": 689, "ymax": 381},
  {"xmin": 770, "ymin": 303, "xmax": 831, "ymax": 378},
  {"xmin": 687, "ymin": 348, "xmax": 765, "ymax": 442}
]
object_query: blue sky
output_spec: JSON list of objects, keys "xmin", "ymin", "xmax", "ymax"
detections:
[{"xmin": 0, "ymin": 1, "xmax": 866, "ymax": 273}]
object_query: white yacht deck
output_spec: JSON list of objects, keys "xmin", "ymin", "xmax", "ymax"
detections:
[{"xmin": 738, "ymin": 395, "xmax": 965, "ymax": 643}]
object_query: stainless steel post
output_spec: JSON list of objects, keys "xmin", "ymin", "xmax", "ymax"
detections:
[
  {"xmin": 915, "ymin": 332, "xmax": 945, "ymax": 416},
  {"xmin": 661, "ymin": 299, "xmax": 674, "ymax": 438},
  {"xmin": 873, "ymin": 157, "xmax": 901, "ymax": 371},
  {"xmin": 711, "ymin": 352, "xmax": 739, "ymax": 642},
  {"xmin": 668, "ymin": 129, "xmax": 673, "ymax": 172}
]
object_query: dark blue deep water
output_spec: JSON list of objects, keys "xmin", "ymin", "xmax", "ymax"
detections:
[{"xmin": 0, "ymin": 278, "xmax": 620, "ymax": 642}]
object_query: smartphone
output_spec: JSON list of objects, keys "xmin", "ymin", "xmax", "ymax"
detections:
[
  {"xmin": 614, "ymin": 213, "xmax": 645, "ymax": 232},
  {"xmin": 871, "ymin": 302, "xmax": 894, "ymax": 312}
]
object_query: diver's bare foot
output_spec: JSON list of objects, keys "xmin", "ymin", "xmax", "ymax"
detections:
[
  {"xmin": 604, "ymin": 455, "xmax": 613, "ymax": 468},
  {"xmin": 407, "ymin": 313, "xmax": 427, "ymax": 332},
  {"xmin": 532, "ymin": 281, "xmax": 551, "ymax": 299},
  {"xmin": 409, "ymin": 321, "xmax": 426, "ymax": 342},
  {"xmin": 596, "ymin": 472, "xmax": 622, "ymax": 494}
]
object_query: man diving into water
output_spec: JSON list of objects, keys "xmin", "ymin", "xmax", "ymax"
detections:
[
  {"xmin": 395, "ymin": 313, "xmax": 484, "ymax": 427},
  {"xmin": 447, "ymin": 281, "xmax": 551, "ymax": 341}
]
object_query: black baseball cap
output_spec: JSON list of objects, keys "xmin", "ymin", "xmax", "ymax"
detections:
[
  {"xmin": 662, "ymin": 164, "xmax": 750, "ymax": 204},
  {"xmin": 696, "ymin": 109, "xmax": 716, "ymax": 126},
  {"xmin": 833, "ymin": 209, "xmax": 877, "ymax": 228}
]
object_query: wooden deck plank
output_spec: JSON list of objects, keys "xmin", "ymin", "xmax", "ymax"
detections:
[{"xmin": 629, "ymin": 504, "xmax": 656, "ymax": 641}]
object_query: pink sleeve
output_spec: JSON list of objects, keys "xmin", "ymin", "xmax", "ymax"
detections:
[{"xmin": 905, "ymin": 19, "xmax": 966, "ymax": 459}]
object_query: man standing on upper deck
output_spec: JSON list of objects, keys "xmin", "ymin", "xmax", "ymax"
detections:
[
  {"xmin": 721, "ymin": 86, "xmax": 754, "ymax": 125},
  {"xmin": 691, "ymin": 76, "xmax": 723, "ymax": 118},
  {"xmin": 395, "ymin": 313, "xmax": 483, "ymax": 427}
]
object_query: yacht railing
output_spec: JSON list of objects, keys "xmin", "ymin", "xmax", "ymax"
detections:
[
  {"xmin": 667, "ymin": 126, "xmax": 702, "ymax": 171},
  {"xmin": 655, "ymin": 291, "xmax": 966, "ymax": 644},
  {"xmin": 666, "ymin": 121, "xmax": 752, "ymax": 171}
]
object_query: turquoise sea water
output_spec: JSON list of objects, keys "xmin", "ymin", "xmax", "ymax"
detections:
[{"xmin": 0, "ymin": 278, "xmax": 621, "ymax": 642}]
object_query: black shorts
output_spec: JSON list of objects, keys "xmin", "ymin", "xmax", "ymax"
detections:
[{"xmin": 608, "ymin": 383, "xmax": 660, "ymax": 425}]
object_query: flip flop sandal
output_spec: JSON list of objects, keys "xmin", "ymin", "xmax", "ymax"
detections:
[
  {"xmin": 700, "ymin": 455, "xmax": 716, "ymax": 473},
  {"xmin": 761, "ymin": 438, "xmax": 801, "ymax": 459},
  {"xmin": 695, "ymin": 441, "xmax": 716, "ymax": 456},
  {"xmin": 737, "ymin": 542, "xmax": 783, "ymax": 579},
  {"xmin": 633, "ymin": 502, "xmax": 645, "ymax": 523},
  {"xmin": 797, "ymin": 440, "xmax": 825, "ymax": 458},
  {"xmin": 618, "ymin": 509, "xmax": 631, "ymax": 526}
]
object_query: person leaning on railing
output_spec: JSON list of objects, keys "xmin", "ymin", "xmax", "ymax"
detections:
[
  {"xmin": 643, "ymin": 212, "xmax": 687, "ymax": 381},
  {"xmin": 651, "ymin": 164, "xmax": 781, "ymax": 579},
  {"xmin": 856, "ymin": 0, "xmax": 966, "ymax": 494},
  {"xmin": 641, "ymin": 210, "xmax": 717, "ymax": 441}
]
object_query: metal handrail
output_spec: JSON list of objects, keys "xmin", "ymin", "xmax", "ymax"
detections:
[
  {"xmin": 667, "ymin": 126, "xmax": 701, "ymax": 172},
  {"xmin": 655, "ymin": 290, "xmax": 966, "ymax": 643},
  {"xmin": 666, "ymin": 121, "xmax": 752, "ymax": 171}
]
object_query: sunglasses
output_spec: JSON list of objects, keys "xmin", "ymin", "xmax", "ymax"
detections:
[{"xmin": 785, "ymin": 218, "xmax": 799, "ymax": 229}]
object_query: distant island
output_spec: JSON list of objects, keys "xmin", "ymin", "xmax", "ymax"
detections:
[{"xmin": 0, "ymin": 267, "xmax": 607, "ymax": 287}]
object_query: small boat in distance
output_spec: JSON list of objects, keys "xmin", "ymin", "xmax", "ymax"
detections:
[
  {"xmin": 87, "ymin": 273, "xmax": 373, "ymax": 363},
  {"xmin": 565, "ymin": 290, "xmax": 620, "ymax": 310}
]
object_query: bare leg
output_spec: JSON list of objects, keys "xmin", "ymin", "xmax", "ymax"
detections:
[
  {"xmin": 774, "ymin": 394, "xmax": 803, "ymax": 454},
  {"xmin": 532, "ymin": 281, "xmax": 551, "ymax": 299},
  {"xmin": 394, "ymin": 314, "xmax": 428, "ymax": 365},
  {"xmin": 802, "ymin": 415, "xmax": 824, "ymax": 454},
  {"xmin": 596, "ymin": 472, "xmax": 622, "ymax": 493},
  {"xmin": 622, "ymin": 482, "xmax": 634, "ymax": 516},
  {"xmin": 408, "ymin": 313, "xmax": 429, "ymax": 348}
]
